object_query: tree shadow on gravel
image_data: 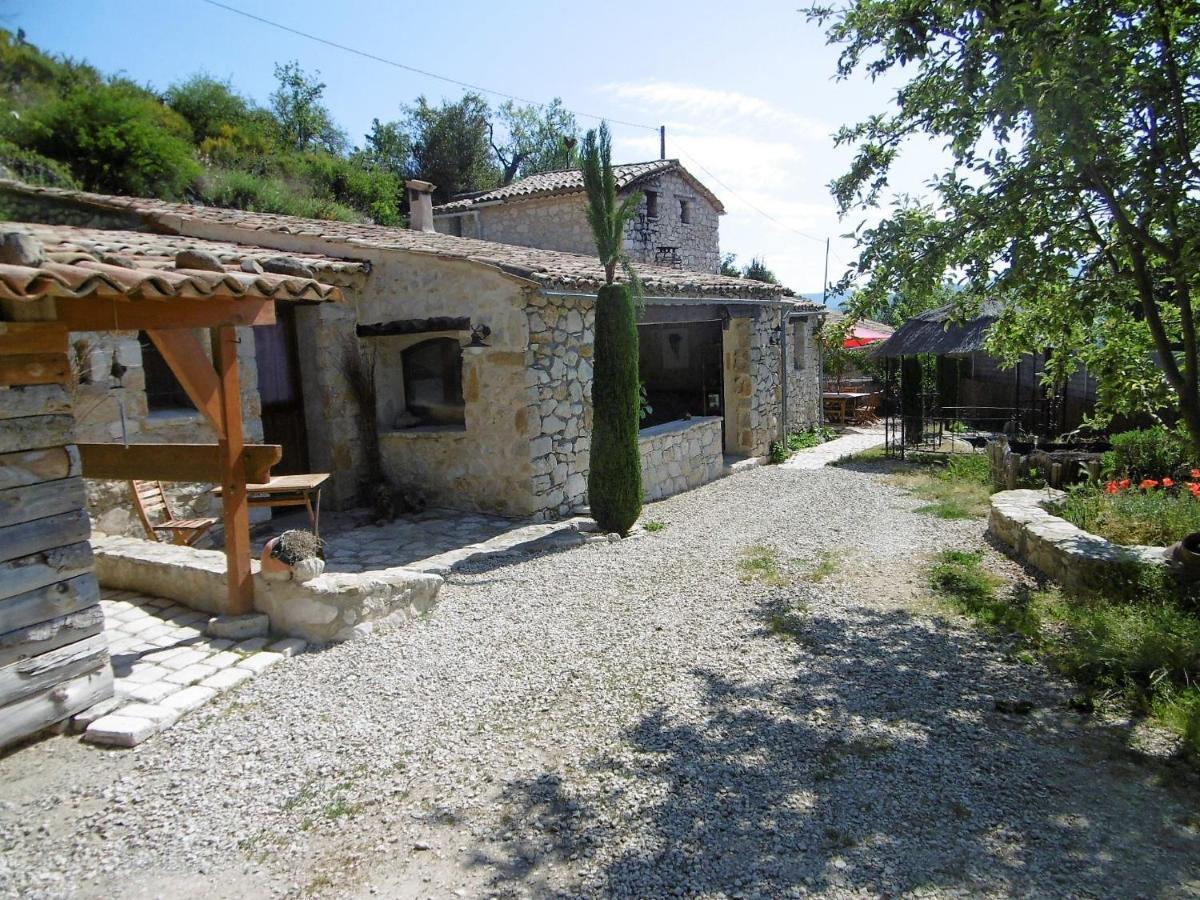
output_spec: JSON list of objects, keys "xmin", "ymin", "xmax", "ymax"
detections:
[{"xmin": 471, "ymin": 601, "xmax": 1200, "ymax": 897}]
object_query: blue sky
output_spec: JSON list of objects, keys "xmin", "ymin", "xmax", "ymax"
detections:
[{"xmin": 4, "ymin": 0, "xmax": 942, "ymax": 293}]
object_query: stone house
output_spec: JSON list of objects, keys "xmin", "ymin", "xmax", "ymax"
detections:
[
  {"xmin": 0, "ymin": 178, "xmax": 823, "ymax": 526},
  {"xmin": 431, "ymin": 160, "xmax": 723, "ymax": 274}
]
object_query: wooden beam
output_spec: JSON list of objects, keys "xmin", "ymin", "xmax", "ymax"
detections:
[
  {"xmin": 0, "ymin": 323, "xmax": 68, "ymax": 355},
  {"xmin": 357, "ymin": 316, "xmax": 470, "ymax": 338},
  {"xmin": 0, "ymin": 353, "xmax": 70, "ymax": 387},
  {"xmin": 145, "ymin": 329, "xmax": 224, "ymax": 435},
  {"xmin": 215, "ymin": 324, "xmax": 253, "ymax": 615},
  {"xmin": 78, "ymin": 443, "xmax": 281, "ymax": 483},
  {"xmin": 53, "ymin": 297, "xmax": 275, "ymax": 331}
]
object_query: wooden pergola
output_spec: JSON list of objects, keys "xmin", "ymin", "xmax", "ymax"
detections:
[{"xmin": 0, "ymin": 232, "xmax": 343, "ymax": 614}]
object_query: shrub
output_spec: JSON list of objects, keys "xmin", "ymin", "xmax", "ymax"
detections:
[
  {"xmin": 0, "ymin": 139, "xmax": 77, "ymax": 187},
  {"xmin": 17, "ymin": 80, "xmax": 200, "ymax": 197},
  {"xmin": 1057, "ymin": 483, "xmax": 1200, "ymax": 546},
  {"xmin": 1103, "ymin": 426, "xmax": 1190, "ymax": 480},
  {"xmin": 165, "ymin": 74, "xmax": 253, "ymax": 144},
  {"xmin": 197, "ymin": 168, "xmax": 363, "ymax": 222},
  {"xmin": 588, "ymin": 283, "xmax": 642, "ymax": 534}
]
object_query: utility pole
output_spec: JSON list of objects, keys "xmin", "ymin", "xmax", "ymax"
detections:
[
  {"xmin": 821, "ymin": 237, "xmax": 830, "ymax": 306},
  {"xmin": 660, "ymin": 125, "xmax": 666, "ymax": 160}
]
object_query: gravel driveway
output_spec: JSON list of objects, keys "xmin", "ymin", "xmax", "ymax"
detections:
[{"xmin": 2, "ymin": 464, "xmax": 1199, "ymax": 899}]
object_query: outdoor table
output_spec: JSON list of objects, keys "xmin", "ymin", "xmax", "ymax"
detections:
[
  {"xmin": 212, "ymin": 473, "xmax": 330, "ymax": 536},
  {"xmin": 822, "ymin": 391, "xmax": 870, "ymax": 425}
]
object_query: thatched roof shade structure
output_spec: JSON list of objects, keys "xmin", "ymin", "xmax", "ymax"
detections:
[{"xmin": 872, "ymin": 300, "xmax": 1004, "ymax": 358}]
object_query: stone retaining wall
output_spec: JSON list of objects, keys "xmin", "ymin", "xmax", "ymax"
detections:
[
  {"xmin": 988, "ymin": 489, "xmax": 1167, "ymax": 593},
  {"xmin": 92, "ymin": 537, "xmax": 443, "ymax": 644},
  {"xmin": 639, "ymin": 417, "xmax": 724, "ymax": 501}
]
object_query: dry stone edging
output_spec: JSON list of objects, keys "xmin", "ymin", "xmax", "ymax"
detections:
[{"xmin": 988, "ymin": 488, "xmax": 1168, "ymax": 592}]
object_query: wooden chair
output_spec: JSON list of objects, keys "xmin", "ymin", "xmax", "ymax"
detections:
[
  {"xmin": 855, "ymin": 391, "xmax": 882, "ymax": 426},
  {"xmin": 129, "ymin": 480, "xmax": 218, "ymax": 546}
]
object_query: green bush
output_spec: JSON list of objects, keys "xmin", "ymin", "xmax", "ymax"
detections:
[
  {"xmin": 197, "ymin": 168, "xmax": 362, "ymax": 222},
  {"xmin": 0, "ymin": 139, "xmax": 77, "ymax": 187},
  {"xmin": 588, "ymin": 283, "xmax": 642, "ymax": 535},
  {"xmin": 1103, "ymin": 426, "xmax": 1190, "ymax": 480},
  {"xmin": 1056, "ymin": 484, "xmax": 1200, "ymax": 546},
  {"xmin": 787, "ymin": 426, "xmax": 838, "ymax": 451},
  {"xmin": 17, "ymin": 80, "xmax": 200, "ymax": 197},
  {"xmin": 165, "ymin": 74, "xmax": 253, "ymax": 144}
]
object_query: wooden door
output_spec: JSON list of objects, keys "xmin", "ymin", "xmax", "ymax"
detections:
[{"xmin": 253, "ymin": 306, "xmax": 309, "ymax": 475}]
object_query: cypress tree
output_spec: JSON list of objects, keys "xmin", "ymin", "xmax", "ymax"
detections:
[{"xmin": 581, "ymin": 123, "xmax": 643, "ymax": 535}]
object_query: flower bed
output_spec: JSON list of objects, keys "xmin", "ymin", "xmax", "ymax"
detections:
[{"xmin": 1055, "ymin": 470, "xmax": 1200, "ymax": 546}]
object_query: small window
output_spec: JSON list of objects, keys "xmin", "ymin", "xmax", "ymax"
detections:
[
  {"xmin": 793, "ymin": 320, "xmax": 808, "ymax": 370},
  {"xmin": 645, "ymin": 190, "xmax": 658, "ymax": 219},
  {"xmin": 140, "ymin": 331, "xmax": 195, "ymax": 411},
  {"xmin": 679, "ymin": 199, "xmax": 692, "ymax": 224},
  {"xmin": 402, "ymin": 337, "xmax": 465, "ymax": 426}
]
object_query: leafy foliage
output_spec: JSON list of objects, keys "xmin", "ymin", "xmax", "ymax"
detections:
[
  {"xmin": 1102, "ymin": 427, "xmax": 1192, "ymax": 481},
  {"xmin": 808, "ymin": 0, "xmax": 1200, "ymax": 451},
  {"xmin": 401, "ymin": 92, "xmax": 498, "ymax": 202},
  {"xmin": 269, "ymin": 61, "xmax": 346, "ymax": 153},
  {"xmin": 15, "ymin": 80, "xmax": 200, "ymax": 198},
  {"xmin": 491, "ymin": 98, "xmax": 580, "ymax": 184},
  {"xmin": 1057, "ymin": 483, "xmax": 1200, "ymax": 546},
  {"xmin": 165, "ymin": 75, "xmax": 253, "ymax": 144},
  {"xmin": 742, "ymin": 256, "xmax": 779, "ymax": 285}
]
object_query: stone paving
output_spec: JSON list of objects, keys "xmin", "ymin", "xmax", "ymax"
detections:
[
  {"xmin": 80, "ymin": 589, "xmax": 305, "ymax": 748},
  {"xmin": 252, "ymin": 506, "xmax": 594, "ymax": 575},
  {"xmin": 782, "ymin": 424, "xmax": 886, "ymax": 470}
]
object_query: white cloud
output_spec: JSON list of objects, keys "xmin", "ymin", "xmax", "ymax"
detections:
[{"xmin": 601, "ymin": 81, "xmax": 829, "ymax": 136}]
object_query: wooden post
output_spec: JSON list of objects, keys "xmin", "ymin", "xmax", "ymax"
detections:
[{"xmin": 215, "ymin": 325, "xmax": 253, "ymax": 615}]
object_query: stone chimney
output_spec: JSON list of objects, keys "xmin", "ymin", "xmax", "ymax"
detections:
[{"xmin": 407, "ymin": 180, "xmax": 436, "ymax": 232}]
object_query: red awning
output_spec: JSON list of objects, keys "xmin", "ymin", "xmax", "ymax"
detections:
[{"xmin": 843, "ymin": 326, "xmax": 891, "ymax": 349}]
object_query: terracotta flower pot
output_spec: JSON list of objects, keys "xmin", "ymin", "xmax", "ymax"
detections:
[
  {"xmin": 260, "ymin": 537, "xmax": 292, "ymax": 581},
  {"xmin": 1168, "ymin": 531, "xmax": 1200, "ymax": 571}
]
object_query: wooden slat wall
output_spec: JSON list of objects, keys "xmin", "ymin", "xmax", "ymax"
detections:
[{"xmin": 0, "ymin": 342, "xmax": 113, "ymax": 750}]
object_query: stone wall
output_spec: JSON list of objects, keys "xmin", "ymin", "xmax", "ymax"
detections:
[
  {"xmin": 722, "ymin": 310, "xmax": 785, "ymax": 458},
  {"xmin": 988, "ymin": 489, "xmax": 1167, "ymax": 595},
  {"xmin": 0, "ymin": 332, "xmax": 114, "ymax": 750},
  {"xmin": 526, "ymin": 291, "xmax": 595, "ymax": 518},
  {"xmin": 0, "ymin": 186, "xmax": 143, "ymax": 230},
  {"xmin": 69, "ymin": 328, "xmax": 266, "ymax": 537},
  {"xmin": 786, "ymin": 313, "xmax": 823, "ymax": 431},
  {"xmin": 639, "ymin": 417, "xmax": 724, "ymax": 501},
  {"xmin": 434, "ymin": 169, "xmax": 721, "ymax": 275}
]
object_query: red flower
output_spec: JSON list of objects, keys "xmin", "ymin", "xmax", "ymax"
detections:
[
  {"xmin": 1189, "ymin": 483, "xmax": 1200, "ymax": 498},
  {"xmin": 1191, "ymin": 469, "xmax": 1200, "ymax": 480},
  {"xmin": 1140, "ymin": 479, "xmax": 1160, "ymax": 490},
  {"xmin": 1163, "ymin": 477, "xmax": 1175, "ymax": 488},
  {"xmin": 1119, "ymin": 478, "xmax": 1132, "ymax": 490},
  {"xmin": 1105, "ymin": 481, "xmax": 1121, "ymax": 494}
]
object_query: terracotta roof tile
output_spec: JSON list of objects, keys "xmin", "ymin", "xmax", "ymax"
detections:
[
  {"xmin": 0, "ymin": 223, "xmax": 344, "ymax": 304},
  {"xmin": 0, "ymin": 181, "xmax": 818, "ymax": 305},
  {"xmin": 431, "ymin": 160, "xmax": 728, "ymax": 213}
]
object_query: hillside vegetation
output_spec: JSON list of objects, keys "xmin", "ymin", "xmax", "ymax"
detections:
[{"xmin": 0, "ymin": 29, "xmax": 581, "ymax": 226}]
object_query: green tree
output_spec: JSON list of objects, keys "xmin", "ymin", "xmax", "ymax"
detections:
[
  {"xmin": 403, "ymin": 92, "xmax": 499, "ymax": 201},
  {"xmin": 491, "ymin": 98, "xmax": 580, "ymax": 184},
  {"xmin": 719, "ymin": 252, "xmax": 740, "ymax": 277},
  {"xmin": 269, "ymin": 61, "xmax": 345, "ymax": 153},
  {"xmin": 355, "ymin": 118, "xmax": 412, "ymax": 175},
  {"xmin": 18, "ymin": 79, "xmax": 200, "ymax": 197},
  {"xmin": 742, "ymin": 256, "xmax": 779, "ymax": 284},
  {"xmin": 165, "ymin": 74, "xmax": 251, "ymax": 144},
  {"xmin": 808, "ymin": 0, "xmax": 1200, "ymax": 448},
  {"xmin": 582, "ymin": 122, "xmax": 643, "ymax": 536}
]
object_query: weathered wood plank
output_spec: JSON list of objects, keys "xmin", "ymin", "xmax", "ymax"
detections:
[
  {"xmin": 0, "ymin": 665, "xmax": 113, "ymax": 752},
  {"xmin": 0, "ymin": 415, "xmax": 74, "ymax": 454},
  {"xmin": 0, "ymin": 605, "xmax": 104, "ymax": 669},
  {"xmin": 0, "ymin": 476, "xmax": 85, "ymax": 530},
  {"xmin": 55, "ymin": 297, "xmax": 275, "ymax": 331},
  {"xmin": 0, "ymin": 633, "xmax": 109, "ymax": 708},
  {"xmin": 78, "ymin": 443, "xmax": 281, "ymax": 484},
  {"xmin": 0, "ymin": 322, "xmax": 68, "ymax": 355},
  {"xmin": 0, "ymin": 446, "xmax": 78, "ymax": 490},
  {"xmin": 0, "ymin": 541, "xmax": 93, "ymax": 600},
  {"xmin": 0, "ymin": 384, "xmax": 72, "ymax": 420},
  {"xmin": 0, "ymin": 573, "xmax": 100, "ymax": 634},
  {"xmin": 0, "ymin": 353, "xmax": 71, "ymax": 387},
  {"xmin": 0, "ymin": 508, "xmax": 90, "ymax": 564}
]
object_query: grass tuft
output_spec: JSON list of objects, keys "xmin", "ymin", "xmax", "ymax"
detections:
[
  {"xmin": 805, "ymin": 551, "xmax": 841, "ymax": 583},
  {"xmin": 738, "ymin": 545, "xmax": 789, "ymax": 587},
  {"xmin": 643, "ymin": 520, "xmax": 667, "ymax": 533}
]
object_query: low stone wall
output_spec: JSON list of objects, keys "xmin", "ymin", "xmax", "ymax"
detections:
[
  {"xmin": 92, "ymin": 537, "xmax": 442, "ymax": 644},
  {"xmin": 988, "ymin": 489, "xmax": 1167, "ymax": 593},
  {"xmin": 639, "ymin": 417, "xmax": 724, "ymax": 502}
]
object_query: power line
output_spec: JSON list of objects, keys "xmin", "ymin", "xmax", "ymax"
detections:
[
  {"xmin": 673, "ymin": 141, "xmax": 827, "ymax": 245},
  {"xmin": 196, "ymin": 0, "xmax": 830, "ymax": 249},
  {"xmin": 197, "ymin": 0, "xmax": 658, "ymax": 132}
]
